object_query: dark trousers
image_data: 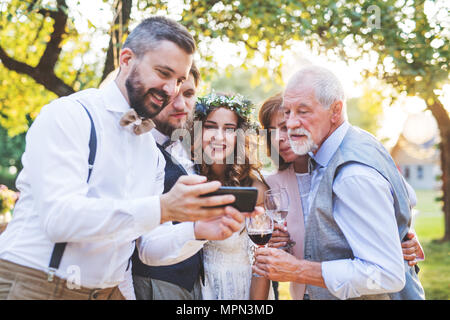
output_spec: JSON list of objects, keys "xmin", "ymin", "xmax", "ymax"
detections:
[{"xmin": 272, "ymin": 281, "xmax": 279, "ymax": 300}]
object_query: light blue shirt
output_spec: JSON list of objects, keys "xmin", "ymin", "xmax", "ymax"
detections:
[{"xmin": 307, "ymin": 121, "xmax": 405, "ymax": 300}]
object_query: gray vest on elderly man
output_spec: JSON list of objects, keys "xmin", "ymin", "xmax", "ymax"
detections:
[{"xmin": 304, "ymin": 125, "xmax": 425, "ymax": 300}]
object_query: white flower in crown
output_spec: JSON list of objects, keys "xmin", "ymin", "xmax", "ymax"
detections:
[{"xmin": 194, "ymin": 91, "xmax": 258, "ymax": 129}]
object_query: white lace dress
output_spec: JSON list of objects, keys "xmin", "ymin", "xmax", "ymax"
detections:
[{"xmin": 201, "ymin": 225, "xmax": 253, "ymax": 300}]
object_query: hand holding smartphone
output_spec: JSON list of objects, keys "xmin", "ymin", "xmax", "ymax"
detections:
[{"xmin": 201, "ymin": 186, "xmax": 258, "ymax": 212}]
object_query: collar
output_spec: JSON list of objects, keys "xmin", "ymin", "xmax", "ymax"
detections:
[
  {"xmin": 151, "ymin": 128, "xmax": 170, "ymax": 146},
  {"xmin": 100, "ymin": 81, "xmax": 131, "ymax": 113},
  {"xmin": 308, "ymin": 121, "xmax": 350, "ymax": 168}
]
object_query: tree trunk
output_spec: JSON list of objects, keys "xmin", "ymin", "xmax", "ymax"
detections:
[
  {"xmin": 427, "ymin": 97, "xmax": 450, "ymax": 242},
  {"xmin": 0, "ymin": 0, "xmax": 74, "ymax": 97},
  {"xmin": 101, "ymin": 0, "xmax": 133, "ymax": 82},
  {"xmin": 438, "ymin": 131, "xmax": 450, "ymax": 242}
]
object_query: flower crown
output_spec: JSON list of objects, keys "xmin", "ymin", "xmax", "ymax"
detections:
[{"xmin": 195, "ymin": 92, "xmax": 255, "ymax": 124}]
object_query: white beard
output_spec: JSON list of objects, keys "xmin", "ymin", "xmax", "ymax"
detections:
[{"xmin": 288, "ymin": 128, "xmax": 318, "ymax": 155}]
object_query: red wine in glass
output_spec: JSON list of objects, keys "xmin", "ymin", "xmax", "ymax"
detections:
[
  {"xmin": 248, "ymin": 231, "xmax": 273, "ymax": 246},
  {"xmin": 246, "ymin": 213, "xmax": 274, "ymax": 277}
]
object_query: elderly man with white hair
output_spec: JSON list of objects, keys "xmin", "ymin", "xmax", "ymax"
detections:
[{"xmin": 253, "ymin": 65, "xmax": 425, "ymax": 300}]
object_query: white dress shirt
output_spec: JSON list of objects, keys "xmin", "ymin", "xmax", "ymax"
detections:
[
  {"xmin": 0, "ymin": 82, "xmax": 167, "ymax": 289},
  {"xmin": 118, "ymin": 129, "xmax": 206, "ymax": 299},
  {"xmin": 138, "ymin": 128, "xmax": 206, "ymax": 267},
  {"xmin": 308, "ymin": 121, "xmax": 406, "ymax": 299}
]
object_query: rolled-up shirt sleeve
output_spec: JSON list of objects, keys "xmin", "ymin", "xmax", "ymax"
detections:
[
  {"xmin": 321, "ymin": 163, "xmax": 406, "ymax": 299},
  {"xmin": 137, "ymin": 222, "xmax": 207, "ymax": 266},
  {"xmin": 26, "ymin": 99, "xmax": 163, "ymax": 244}
]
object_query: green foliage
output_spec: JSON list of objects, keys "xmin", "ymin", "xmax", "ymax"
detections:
[
  {"xmin": 133, "ymin": 0, "xmax": 448, "ymax": 117},
  {"xmin": 0, "ymin": 125, "xmax": 25, "ymax": 189},
  {"xmin": 209, "ymin": 68, "xmax": 283, "ymax": 106},
  {"xmin": 0, "ymin": 184, "xmax": 18, "ymax": 215},
  {"xmin": 347, "ymin": 98, "xmax": 378, "ymax": 135},
  {"xmin": 2, "ymin": 0, "xmax": 448, "ymax": 138},
  {"xmin": 137, "ymin": 0, "xmax": 323, "ymax": 86},
  {"xmin": 0, "ymin": 0, "xmax": 101, "ymax": 135},
  {"xmin": 0, "ymin": 66, "xmax": 57, "ymax": 135},
  {"xmin": 0, "ymin": 125, "xmax": 25, "ymax": 171},
  {"xmin": 309, "ymin": 0, "xmax": 449, "ymax": 99},
  {"xmin": 346, "ymin": 82, "xmax": 389, "ymax": 135}
]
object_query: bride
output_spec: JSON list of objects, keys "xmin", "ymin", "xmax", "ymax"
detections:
[{"xmin": 190, "ymin": 92, "xmax": 271, "ymax": 300}]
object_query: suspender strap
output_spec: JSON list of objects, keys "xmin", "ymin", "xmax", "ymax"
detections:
[
  {"xmin": 85, "ymin": 104, "xmax": 97, "ymax": 182},
  {"xmin": 47, "ymin": 100, "xmax": 97, "ymax": 282}
]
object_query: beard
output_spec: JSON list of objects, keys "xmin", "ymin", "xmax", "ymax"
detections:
[
  {"xmin": 154, "ymin": 109, "xmax": 194, "ymax": 137},
  {"xmin": 288, "ymin": 128, "xmax": 318, "ymax": 155},
  {"xmin": 125, "ymin": 68, "xmax": 170, "ymax": 119}
]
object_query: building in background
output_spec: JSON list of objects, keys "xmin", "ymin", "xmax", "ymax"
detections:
[{"xmin": 391, "ymin": 113, "xmax": 441, "ymax": 190}]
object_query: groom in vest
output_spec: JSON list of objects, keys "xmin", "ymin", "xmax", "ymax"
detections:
[
  {"xmin": 253, "ymin": 66, "xmax": 425, "ymax": 300},
  {"xmin": 131, "ymin": 64, "xmax": 204, "ymax": 300}
]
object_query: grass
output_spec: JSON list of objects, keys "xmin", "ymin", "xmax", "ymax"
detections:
[
  {"xmin": 413, "ymin": 189, "xmax": 449, "ymax": 300},
  {"xmin": 277, "ymin": 189, "xmax": 450, "ymax": 300}
]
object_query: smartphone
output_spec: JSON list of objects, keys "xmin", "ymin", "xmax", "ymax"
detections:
[{"xmin": 201, "ymin": 186, "xmax": 258, "ymax": 212}]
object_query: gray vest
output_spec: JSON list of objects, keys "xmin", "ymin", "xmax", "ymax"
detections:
[{"xmin": 305, "ymin": 125, "xmax": 424, "ymax": 300}]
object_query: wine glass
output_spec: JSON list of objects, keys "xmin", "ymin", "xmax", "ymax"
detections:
[
  {"xmin": 264, "ymin": 188, "xmax": 295, "ymax": 250},
  {"xmin": 264, "ymin": 188, "xmax": 289, "ymax": 226},
  {"xmin": 246, "ymin": 212, "xmax": 274, "ymax": 276}
]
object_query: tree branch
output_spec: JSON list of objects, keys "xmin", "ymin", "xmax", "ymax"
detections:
[
  {"xmin": 0, "ymin": 0, "xmax": 74, "ymax": 97},
  {"xmin": 242, "ymin": 39, "xmax": 258, "ymax": 51},
  {"xmin": 26, "ymin": 0, "xmax": 40, "ymax": 13},
  {"xmin": 0, "ymin": 44, "xmax": 74, "ymax": 96},
  {"xmin": 0, "ymin": 46, "xmax": 36, "ymax": 75},
  {"xmin": 36, "ymin": 0, "xmax": 68, "ymax": 73},
  {"xmin": 101, "ymin": 0, "xmax": 132, "ymax": 82}
]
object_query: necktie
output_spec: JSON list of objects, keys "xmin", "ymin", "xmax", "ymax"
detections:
[{"xmin": 119, "ymin": 109, "xmax": 155, "ymax": 135}]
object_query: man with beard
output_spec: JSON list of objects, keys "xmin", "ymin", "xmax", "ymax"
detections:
[
  {"xmin": 0, "ymin": 17, "xmax": 254, "ymax": 300},
  {"xmin": 127, "ymin": 64, "xmax": 205, "ymax": 300},
  {"xmin": 253, "ymin": 65, "xmax": 425, "ymax": 300}
]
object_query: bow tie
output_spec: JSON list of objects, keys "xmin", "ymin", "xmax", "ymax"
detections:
[{"xmin": 119, "ymin": 109, "xmax": 155, "ymax": 135}]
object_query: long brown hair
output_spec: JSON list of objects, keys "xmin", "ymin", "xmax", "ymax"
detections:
[
  {"xmin": 192, "ymin": 93, "xmax": 265, "ymax": 187},
  {"xmin": 258, "ymin": 92, "xmax": 291, "ymax": 171}
]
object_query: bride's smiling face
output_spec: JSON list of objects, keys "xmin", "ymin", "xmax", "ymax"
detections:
[{"xmin": 202, "ymin": 107, "xmax": 238, "ymax": 164}]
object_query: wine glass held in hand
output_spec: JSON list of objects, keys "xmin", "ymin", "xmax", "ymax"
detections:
[
  {"xmin": 264, "ymin": 188, "xmax": 295, "ymax": 250},
  {"xmin": 248, "ymin": 232, "xmax": 273, "ymax": 246},
  {"xmin": 246, "ymin": 212, "xmax": 274, "ymax": 277},
  {"xmin": 264, "ymin": 188, "xmax": 289, "ymax": 226},
  {"xmin": 246, "ymin": 212, "xmax": 274, "ymax": 247}
]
